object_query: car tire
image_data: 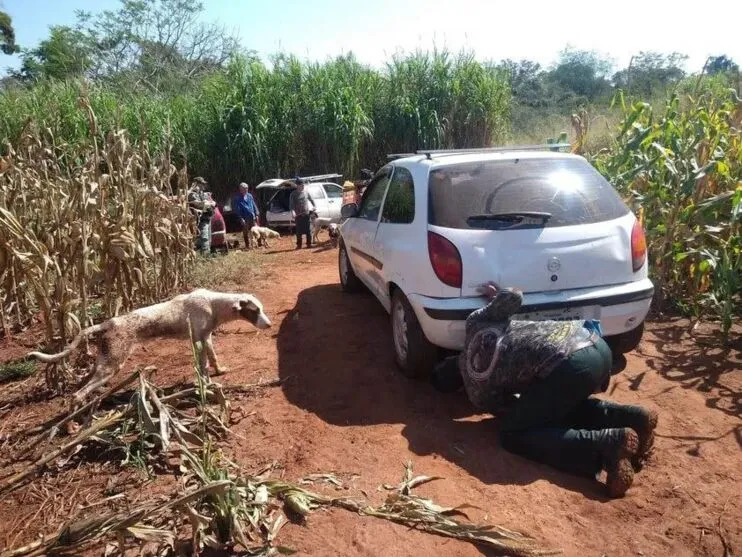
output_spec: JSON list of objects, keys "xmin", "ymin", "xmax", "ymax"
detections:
[
  {"xmin": 605, "ymin": 322, "xmax": 645, "ymax": 355},
  {"xmin": 391, "ymin": 289, "xmax": 439, "ymax": 378},
  {"xmin": 338, "ymin": 242, "xmax": 363, "ymax": 293}
]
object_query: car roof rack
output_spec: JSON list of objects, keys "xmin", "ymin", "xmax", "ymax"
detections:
[
  {"xmin": 387, "ymin": 143, "xmax": 571, "ymax": 160},
  {"xmin": 298, "ymin": 173, "xmax": 343, "ymax": 182}
]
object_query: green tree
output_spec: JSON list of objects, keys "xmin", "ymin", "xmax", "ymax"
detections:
[
  {"xmin": 547, "ymin": 47, "xmax": 613, "ymax": 103},
  {"xmin": 612, "ymin": 51, "xmax": 687, "ymax": 97},
  {"xmin": 16, "ymin": 26, "xmax": 94, "ymax": 81},
  {"xmin": 498, "ymin": 59, "xmax": 547, "ymax": 107},
  {"xmin": 0, "ymin": 10, "xmax": 18, "ymax": 54},
  {"xmin": 707, "ymin": 55, "xmax": 739, "ymax": 75},
  {"xmin": 79, "ymin": 0, "xmax": 239, "ymax": 91}
]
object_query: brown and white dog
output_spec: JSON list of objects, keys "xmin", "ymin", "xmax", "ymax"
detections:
[
  {"xmin": 250, "ymin": 226, "xmax": 280, "ymax": 248},
  {"xmin": 28, "ymin": 289, "xmax": 271, "ymax": 404}
]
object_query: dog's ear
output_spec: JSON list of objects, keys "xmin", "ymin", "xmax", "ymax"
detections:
[
  {"xmin": 235, "ymin": 296, "xmax": 260, "ymax": 311},
  {"xmin": 232, "ymin": 299, "xmax": 250, "ymax": 312}
]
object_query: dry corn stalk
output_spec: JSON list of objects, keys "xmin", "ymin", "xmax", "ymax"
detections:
[{"xmin": 0, "ymin": 91, "xmax": 196, "ymax": 389}]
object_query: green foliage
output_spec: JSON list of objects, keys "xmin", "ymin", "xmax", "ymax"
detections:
[
  {"xmin": 7, "ymin": 0, "xmax": 239, "ymax": 92},
  {"xmin": 498, "ymin": 59, "xmax": 547, "ymax": 108},
  {"xmin": 0, "ymin": 358, "xmax": 36, "ymax": 382},
  {"xmin": 16, "ymin": 26, "xmax": 95, "ymax": 81},
  {"xmin": 594, "ymin": 90, "xmax": 742, "ymax": 340},
  {"xmin": 675, "ymin": 72, "xmax": 738, "ymax": 100},
  {"xmin": 612, "ymin": 52, "xmax": 687, "ymax": 98},
  {"xmin": 0, "ymin": 50, "xmax": 510, "ymax": 200},
  {"xmin": 546, "ymin": 47, "xmax": 613, "ymax": 103},
  {"xmin": 0, "ymin": 10, "xmax": 18, "ymax": 55},
  {"xmin": 707, "ymin": 55, "xmax": 739, "ymax": 75}
]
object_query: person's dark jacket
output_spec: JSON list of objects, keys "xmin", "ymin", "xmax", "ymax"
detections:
[{"xmin": 460, "ymin": 288, "xmax": 600, "ymax": 412}]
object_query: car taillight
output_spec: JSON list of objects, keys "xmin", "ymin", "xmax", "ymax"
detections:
[
  {"xmin": 428, "ymin": 231, "xmax": 462, "ymax": 288},
  {"xmin": 631, "ymin": 220, "xmax": 647, "ymax": 272}
]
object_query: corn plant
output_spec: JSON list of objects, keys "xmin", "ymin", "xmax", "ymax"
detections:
[
  {"xmin": 0, "ymin": 90, "xmax": 195, "ymax": 388},
  {"xmin": 593, "ymin": 90, "xmax": 741, "ymax": 341}
]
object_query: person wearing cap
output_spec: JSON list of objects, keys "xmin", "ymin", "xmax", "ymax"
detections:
[
  {"xmin": 289, "ymin": 178, "xmax": 316, "ymax": 249},
  {"xmin": 232, "ymin": 182, "xmax": 258, "ymax": 250},
  {"xmin": 188, "ymin": 176, "xmax": 215, "ymax": 256}
]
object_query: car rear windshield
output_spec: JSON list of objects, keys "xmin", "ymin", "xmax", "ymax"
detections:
[{"xmin": 428, "ymin": 157, "xmax": 629, "ymax": 229}]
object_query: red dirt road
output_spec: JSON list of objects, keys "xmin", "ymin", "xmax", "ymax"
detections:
[{"xmin": 1, "ymin": 235, "xmax": 741, "ymax": 556}]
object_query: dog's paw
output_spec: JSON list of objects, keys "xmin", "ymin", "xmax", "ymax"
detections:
[{"xmin": 213, "ymin": 367, "xmax": 230, "ymax": 376}]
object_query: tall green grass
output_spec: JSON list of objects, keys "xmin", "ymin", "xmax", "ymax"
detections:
[{"xmin": 0, "ymin": 50, "xmax": 510, "ymax": 199}]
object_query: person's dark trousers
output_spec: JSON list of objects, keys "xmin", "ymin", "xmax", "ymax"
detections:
[
  {"xmin": 195, "ymin": 216, "xmax": 211, "ymax": 256},
  {"xmin": 241, "ymin": 216, "xmax": 255, "ymax": 249},
  {"xmin": 499, "ymin": 337, "xmax": 614, "ymax": 478},
  {"xmin": 295, "ymin": 214, "xmax": 311, "ymax": 248}
]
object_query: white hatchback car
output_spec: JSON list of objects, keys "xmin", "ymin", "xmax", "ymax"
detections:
[{"xmin": 338, "ymin": 148, "xmax": 654, "ymax": 377}]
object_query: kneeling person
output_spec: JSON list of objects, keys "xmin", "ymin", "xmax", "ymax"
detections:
[{"xmin": 435, "ymin": 282, "xmax": 657, "ymax": 498}]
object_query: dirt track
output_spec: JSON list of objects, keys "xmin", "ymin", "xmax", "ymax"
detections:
[{"xmin": 1, "ymin": 235, "xmax": 741, "ymax": 556}]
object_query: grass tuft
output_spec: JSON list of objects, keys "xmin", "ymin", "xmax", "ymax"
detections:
[
  {"xmin": 0, "ymin": 358, "xmax": 36, "ymax": 382},
  {"xmin": 188, "ymin": 246, "xmax": 264, "ymax": 289}
]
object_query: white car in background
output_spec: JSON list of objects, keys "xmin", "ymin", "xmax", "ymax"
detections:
[
  {"xmin": 338, "ymin": 147, "xmax": 654, "ymax": 377},
  {"xmin": 255, "ymin": 174, "xmax": 344, "ymax": 229}
]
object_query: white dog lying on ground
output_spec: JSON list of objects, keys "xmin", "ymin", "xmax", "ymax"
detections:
[
  {"xmin": 250, "ymin": 226, "xmax": 280, "ymax": 248},
  {"xmin": 28, "ymin": 289, "xmax": 272, "ymax": 405}
]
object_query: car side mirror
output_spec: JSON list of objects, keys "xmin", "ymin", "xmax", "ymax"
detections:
[{"xmin": 341, "ymin": 203, "xmax": 359, "ymax": 219}]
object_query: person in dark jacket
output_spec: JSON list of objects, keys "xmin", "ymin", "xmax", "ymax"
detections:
[
  {"xmin": 289, "ymin": 178, "xmax": 316, "ymax": 249},
  {"xmin": 433, "ymin": 282, "xmax": 658, "ymax": 498},
  {"xmin": 188, "ymin": 176, "xmax": 215, "ymax": 256},
  {"xmin": 232, "ymin": 182, "xmax": 258, "ymax": 249}
]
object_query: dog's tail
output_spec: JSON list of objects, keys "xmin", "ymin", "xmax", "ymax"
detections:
[{"xmin": 27, "ymin": 322, "xmax": 107, "ymax": 363}]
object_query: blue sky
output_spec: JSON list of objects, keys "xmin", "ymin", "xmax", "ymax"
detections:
[{"xmin": 1, "ymin": 0, "xmax": 741, "ymax": 73}]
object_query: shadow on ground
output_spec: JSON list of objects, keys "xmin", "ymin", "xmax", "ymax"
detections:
[
  {"xmin": 277, "ymin": 283, "xmax": 613, "ymax": 502},
  {"xmin": 641, "ymin": 320, "xmax": 741, "ymax": 420}
]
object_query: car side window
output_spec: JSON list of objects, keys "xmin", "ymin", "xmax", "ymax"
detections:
[
  {"xmin": 323, "ymin": 184, "xmax": 343, "ymax": 198},
  {"xmin": 358, "ymin": 171, "xmax": 391, "ymax": 222},
  {"xmin": 381, "ymin": 166, "xmax": 415, "ymax": 224}
]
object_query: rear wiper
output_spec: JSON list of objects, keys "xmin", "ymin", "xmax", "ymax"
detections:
[{"xmin": 467, "ymin": 212, "xmax": 552, "ymax": 222}]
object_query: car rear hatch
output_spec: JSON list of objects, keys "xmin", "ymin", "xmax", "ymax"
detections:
[
  {"xmin": 427, "ymin": 155, "xmax": 638, "ymax": 298},
  {"xmin": 266, "ymin": 184, "xmax": 295, "ymax": 212}
]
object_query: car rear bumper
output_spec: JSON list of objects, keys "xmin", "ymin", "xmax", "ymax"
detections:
[
  {"xmin": 407, "ymin": 279, "xmax": 654, "ymax": 351},
  {"xmin": 267, "ymin": 215, "xmax": 294, "ymax": 229}
]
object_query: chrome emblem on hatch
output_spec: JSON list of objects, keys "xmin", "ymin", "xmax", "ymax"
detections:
[{"xmin": 547, "ymin": 257, "xmax": 561, "ymax": 272}]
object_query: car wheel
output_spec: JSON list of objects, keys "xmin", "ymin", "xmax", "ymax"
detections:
[
  {"xmin": 338, "ymin": 242, "xmax": 363, "ymax": 293},
  {"xmin": 391, "ymin": 289, "xmax": 439, "ymax": 378},
  {"xmin": 605, "ymin": 322, "xmax": 645, "ymax": 355}
]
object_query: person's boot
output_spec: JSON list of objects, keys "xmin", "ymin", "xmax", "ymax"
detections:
[
  {"xmin": 625, "ymin": 406, "xmax": 658, "ymax": 470},
  {"xmin": 596, "ymin": 427, "xmax": 639, "ymax": 498},
  {"xmin": 592, "ymin": 401, "xmax": 658, "ymax": 470}
]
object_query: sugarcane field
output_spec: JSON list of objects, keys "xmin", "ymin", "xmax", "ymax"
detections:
[{"xmin": 0, "ymin": 2, "xmax": 741, "ymax": 556}]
